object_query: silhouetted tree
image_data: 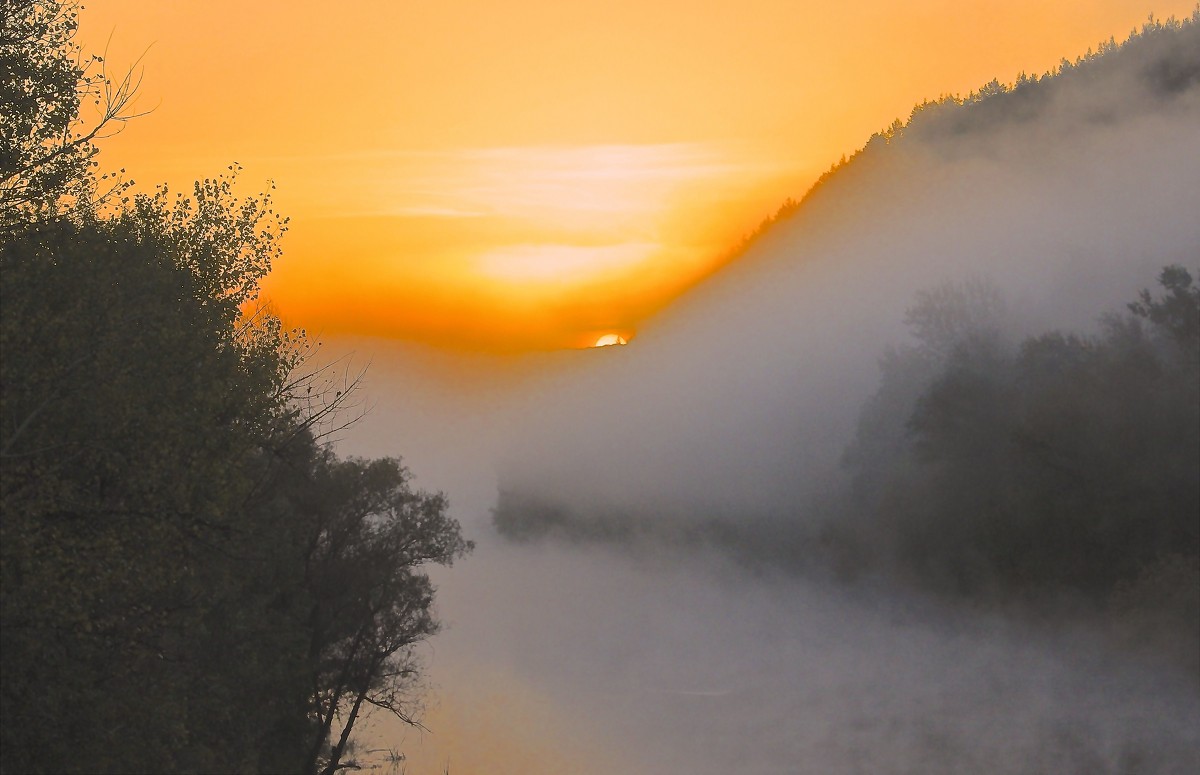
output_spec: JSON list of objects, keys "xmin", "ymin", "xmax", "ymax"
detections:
[
  {"xmin": 835, "ymin": 267, "xmax": 1199, "ymax": 608},
  {"xmin": 1128, "ymin": 264, "xmax": 1200, "ymax": 359},
  {"xmin": 297, "ymin": 455, "xmax": 471, "ymax": 775},
  {"xmin": 1, "ymin": 0, "xmax": 142, "ymax": 230},
  {"xmin": 1, "ymin": 3, "xmax": 471, "ymax": 770}
]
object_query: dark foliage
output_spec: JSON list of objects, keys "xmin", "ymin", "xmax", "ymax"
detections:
[
  {"xmin": 1, "ymin": 217, "xmax": 298, "ymax": 772},
  {"xmin": 1, "ymin": 0, "xmax": 141, "ymax": 229},
  {"xmin": 833, "ymin": 268, "xmax": 1199, "ymax": 657},
  {"xmin": 0, "ymin": 3, "xmax": 471, "ymax": 771}
]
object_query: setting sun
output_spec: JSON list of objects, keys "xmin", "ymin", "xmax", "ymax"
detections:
[{"xmin": 593, "ymin": 333, "xmax": 628, "ymax": 347}]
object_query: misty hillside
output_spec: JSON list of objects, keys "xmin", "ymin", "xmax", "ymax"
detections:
[
  {"xmin": 734, "ymin": 11, "xmax": 1200, "ymax": 263},
  {"xmin": 492, "ymin": 14, "xmax": 1200, "ymax": 629}
]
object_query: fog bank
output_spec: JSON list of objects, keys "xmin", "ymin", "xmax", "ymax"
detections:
[
  {"xmin": 327, "ymin": 22, "xmax": 1200, "ymax": 772},
  {"xmin": 497, "ymin": 59, "xmax": 1200, "ymax": 534}
]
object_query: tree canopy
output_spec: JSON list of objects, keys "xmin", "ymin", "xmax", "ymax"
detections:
[
  {"xmin": 0, "ymin": 3, "xmax": 471, "ymax": 772},
  {"xmin": 828, "ymin": 266, "xmax": 1199, "ymax": 673}
]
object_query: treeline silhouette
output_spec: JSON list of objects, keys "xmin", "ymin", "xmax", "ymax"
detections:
[
  {"xmin": 0, "ymin": 2, "xmax": 470, "ymax": 772},
  {"xmin": 726, "ymin": 9, "xmax": 1200, "ymax": 262},
  {"xmin": 496, "ymin": 275, "xmax": 1199, "ymax": 573},
  {"xmin": 495, "ymin": 268, "xmax": 1200, "ymax": 671},
  {"xmin": 827, "ymin": 271, "xmax": 1198, "ymax": 648}
]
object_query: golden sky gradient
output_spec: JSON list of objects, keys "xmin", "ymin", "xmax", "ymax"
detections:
[{"xmin": 78, "ymin": 0, "xmax": 1195, "ymax": 350}]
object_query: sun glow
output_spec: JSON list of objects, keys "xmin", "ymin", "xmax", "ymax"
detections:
[
  {"xmin": 77, "ymin": 0, "xmax": 1196, "ymax": 351},
  {"xmin": 375, "ymin": 144, "xmax": 744, "ymax": 223},
  {"xmin": 593, "ymin": 334, "xmax": 628, "ymax": 347},
  {"xmin": 476, "ymin": 242, "xmax": 658, "ymax": 285},
  {"xmin": 252, "ymin": 141, "xmax": 772, "ymax": 348}
]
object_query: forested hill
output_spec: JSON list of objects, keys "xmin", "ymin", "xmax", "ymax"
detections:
[
  {"xmin": 726, "ymin": 11, "xmax": 1200, "ymax": 269},
  {"xmin": 491, "ymin": 11, "xmax": 1200, "ymax": 659}
]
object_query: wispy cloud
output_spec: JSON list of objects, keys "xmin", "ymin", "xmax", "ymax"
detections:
[
  {"xmin": 313, "ymin": 143, "xmax": 764, "ymax": 225},
  {"xmin": 475, "ymin": 241, "xmax": 660, "ymax": 284}
]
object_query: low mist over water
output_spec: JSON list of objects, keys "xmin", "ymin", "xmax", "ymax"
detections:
[
  {"xmin": 328, "ymin": 21, "xmax": 1200, "ymax": 772},
  {"xmin": 335, "ymin": 339, "xmax": 1198, "ymax": 773}
]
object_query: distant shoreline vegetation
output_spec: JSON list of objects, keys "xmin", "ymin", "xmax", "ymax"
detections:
[{"xmin": 495, "ymin": 267, "xmax": 1200, "ymax": 674}]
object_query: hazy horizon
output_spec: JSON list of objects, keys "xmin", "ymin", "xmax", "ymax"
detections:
[
  {"xmin": 77, "ymin": 0, "xmax": 1200, "ymax": 349},
  {"xmin": 317, "ymin": 19, "xmax": 1200, "ymax": 770}
]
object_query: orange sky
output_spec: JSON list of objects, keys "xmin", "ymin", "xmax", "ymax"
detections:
[{"xmin": 78, "ymin": 0, "xmax": 1196, "ymax": 350}]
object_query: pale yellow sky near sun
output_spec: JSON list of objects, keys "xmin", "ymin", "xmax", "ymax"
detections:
[{"xmin": 77, "ymin": 0, "xmax": 1197, "ymax": 349}]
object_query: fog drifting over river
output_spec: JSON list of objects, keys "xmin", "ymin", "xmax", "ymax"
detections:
[
  {"xmin": 325, "ymin": 26, "xmax": 1200, "ymax": 773},
  {"xmin": 332, "ymin": 340, "xmax": 1198, "ymax": 773}
]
